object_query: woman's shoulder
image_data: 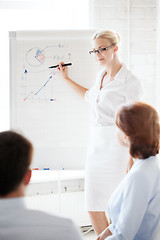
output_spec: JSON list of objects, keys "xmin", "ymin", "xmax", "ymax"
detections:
[
  {"xmin": 122, "ymin": 65, "xmax": 144, "ymax": 99},
  {"xmin": 115, "ymin": 64, "xmax": 141, "ymax": 85},
  {"xmin": 121, "ymin": 65, "xmax": 140, "ymax": 84},
  {"xmin": 127, "ymin": 156, "xmax": 160, "ymax": 184},
  {"xmin": 127, "ymin": 71, "xmax": 141, "ymax": 84}
]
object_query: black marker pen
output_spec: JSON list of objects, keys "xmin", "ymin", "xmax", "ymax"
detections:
[{"xmin": 49, "ymin": 63, "xmax": 72, "ymax": 69}]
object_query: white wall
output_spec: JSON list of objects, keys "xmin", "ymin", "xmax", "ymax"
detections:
[{"xmin": 89, "ymin": 0, "xmax": 157, "ymax": 107}]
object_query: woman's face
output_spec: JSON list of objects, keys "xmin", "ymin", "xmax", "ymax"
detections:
[{"xmin": 91, "ymin": 37, "xmax": 116, "ymax": 66}]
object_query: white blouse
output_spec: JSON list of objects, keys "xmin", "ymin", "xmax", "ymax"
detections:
[{"xmin": 85, "ymin": 64, "xmax": 143, "ymax": 127}]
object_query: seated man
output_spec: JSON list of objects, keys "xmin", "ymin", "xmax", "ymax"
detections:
[{"xmin": 0, "ymin": 130, "xmax": 82, "ymax": 240}]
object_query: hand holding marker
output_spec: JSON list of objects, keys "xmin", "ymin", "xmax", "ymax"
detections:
[{"xmin": 50, "ymin": 62, "xmax": 72, "ymax": 80}]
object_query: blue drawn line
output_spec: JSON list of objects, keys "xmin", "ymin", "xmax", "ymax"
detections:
[
  {"xmin": 35, "ymin": 76, "xmax": 52, "ymax": 95},
  {"xmin": 24, "ymin": 76, "xmax": 52, "ymax": 101}
]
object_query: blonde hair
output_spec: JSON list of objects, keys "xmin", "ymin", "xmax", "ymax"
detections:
[{"xmin": 92, "ymin": 30, "xmax": 120, "ymax": 45}]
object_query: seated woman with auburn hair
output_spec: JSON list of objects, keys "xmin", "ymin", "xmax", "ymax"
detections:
[{"xmin": 97, "ymin": 102, "xmax": 160, "ymax": 240}]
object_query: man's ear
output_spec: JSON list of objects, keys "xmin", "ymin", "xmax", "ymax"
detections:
[{"xmin": 23, "ymin": 169, "xmax": 32, "ymax": 186}]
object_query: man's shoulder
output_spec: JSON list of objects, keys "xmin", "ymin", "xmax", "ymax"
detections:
[
  {"xmin": 0, "ymin": 208, "xmax": 82, "ymax": 240},
  {"xmin": 24, "ymin": 208, "xmax": 73, "ymax": 227},
  {"xmin": 20, "ymin": 209, "xmax": 82, "ymax": 238}
]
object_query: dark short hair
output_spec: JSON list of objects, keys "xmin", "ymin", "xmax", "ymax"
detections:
[
  {"xmin": 0, "ymin": 130, "xmax": 33, "ymax": 196},
  {"xmin": 116, "ymin": 102, "xmax": 160, "ymax": 159}
]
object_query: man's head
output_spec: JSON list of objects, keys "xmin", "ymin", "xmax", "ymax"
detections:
[{"xmin": 0, "ymin": 130, "xmax": 33, "ymax": 197}]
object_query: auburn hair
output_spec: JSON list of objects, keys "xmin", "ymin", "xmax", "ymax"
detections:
[{"xmin": 116, "ymin": 102, "xmax": 160, "ymax": 159}]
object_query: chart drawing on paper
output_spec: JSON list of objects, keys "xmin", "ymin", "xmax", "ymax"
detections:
[
  {"xmin": 11, "ymin": 30, "xmax": 100, "ymax": 169},
  {"xmin": 21, "ymin": 44, "xmax": 71, "ymax": 102}
]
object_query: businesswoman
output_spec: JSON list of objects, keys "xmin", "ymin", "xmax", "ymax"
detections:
[
  {"xmin": 58, "ymin": 30, "xmax": 143, "ymax": 236},
  {"xmin": 97, "ymin": 102, "xmax": 160, "ymax": 240}
]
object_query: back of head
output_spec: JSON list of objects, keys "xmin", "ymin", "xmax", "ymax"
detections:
[
  {"xmin": 92, "ymin": 29, "xmax": 121, "ymax": 45},
  {"xmin": 116, "ymin": 102, "xmax": 160, "ymax": 159},
  {"xmin": 0, "ymin": 130, "xmax": 33, "ymax": 196}
]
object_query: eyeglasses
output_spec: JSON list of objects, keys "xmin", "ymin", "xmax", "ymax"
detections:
[{"xmin": 89, "ymin": 44, "xmax": 115, "ymax": 55}]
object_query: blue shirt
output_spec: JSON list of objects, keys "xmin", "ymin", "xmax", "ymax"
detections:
[
  {"xmin": 0, "ymin": 197, "xmax": 82, "ymax": 240},
  {"xmin": 107, "ymin": 156, "xmax": 160, "ymax": 240}
]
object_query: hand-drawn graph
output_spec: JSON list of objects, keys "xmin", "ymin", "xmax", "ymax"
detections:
[
  {"xmin": 21, "ymin": 44, "xmax": 71, "ymax": 102},
  {"xmin": 23, "ymin": 74, "xmax": 56, "ymax": 102}
]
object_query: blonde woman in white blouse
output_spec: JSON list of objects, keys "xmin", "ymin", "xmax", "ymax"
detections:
[{"xmin": 58, "ymin": 30, "xmax": 143, "ymax": 236}]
